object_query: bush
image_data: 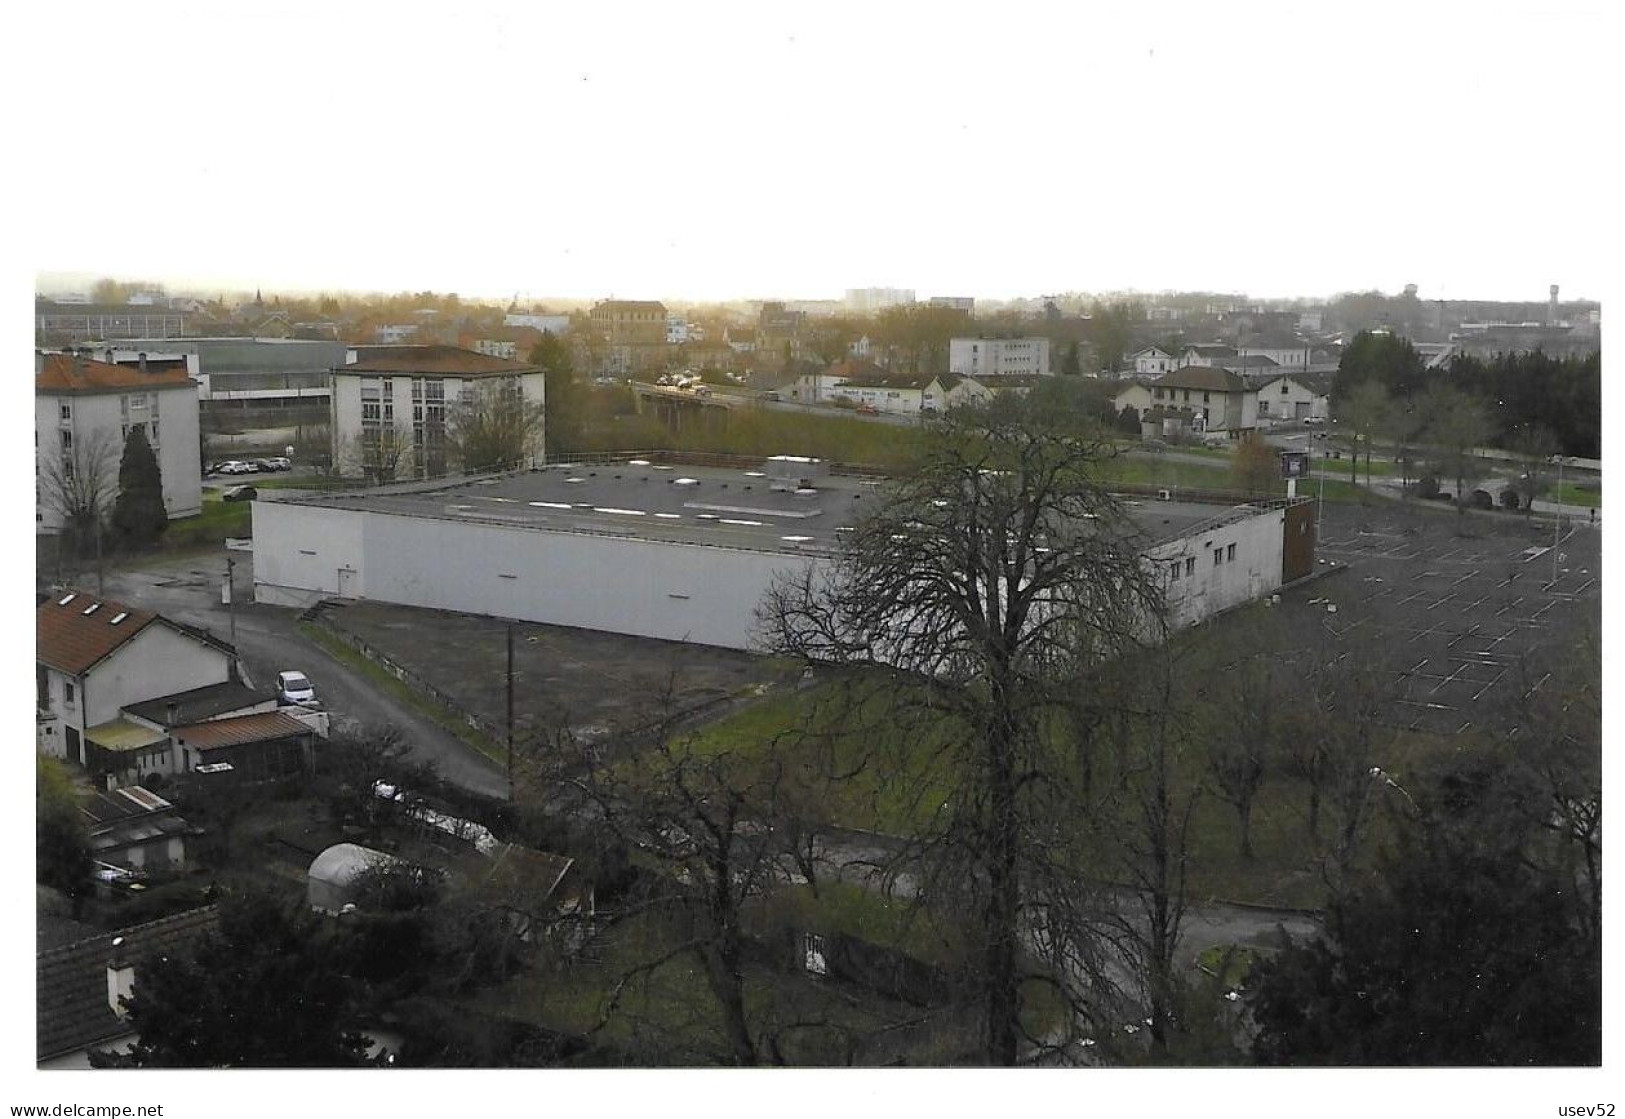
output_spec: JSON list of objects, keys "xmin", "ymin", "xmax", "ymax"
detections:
[
  {"xmin": 1414, "ymin": 475, "xmax": 1441, "ymax": 499},
  {"xmin": 1470, "ymin": 489, "xmax": 1494, "ymax": 510},
  {"xmin": 1500, "ymin": 488, "xmax": 1521, "ymax": 510}
]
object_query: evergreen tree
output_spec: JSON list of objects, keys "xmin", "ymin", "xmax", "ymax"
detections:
[
  {"xmin": 108, "ymin": 891, "xmax": 371, "ymax": 1067},
  {"xmin": 111, "ymin": 426, "xmax": 167, "ymax": 545},
  {"xmin": 36, "ymin": 755, "xmax": 90, "ymax": 902}
]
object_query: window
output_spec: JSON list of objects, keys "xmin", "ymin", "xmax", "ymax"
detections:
[
  {"xmin": 64, "ymin": 680, "xmax": 75, "ymax": 705},
  {"xmin": 1227, "ymin": 542, "xmax": 1236, "ymax": 561},
  {"xmin": 59, "ymin": 402, "xmax": 71, "ymax": 422},
  {"xmin": 1169, "ymin": 561, "xmax": 1181, "ymax": 581},
  {"xmin": 1214, "ymin": 550, "xmax": 1222, "ymax": 567},
  {"xmin": 1185, "ymin": 556, "xmax": 1195, "ymax": 575},
  {"xmin": 1203, "ymin": 392, "xmax": 1210, "ymax": 403}
]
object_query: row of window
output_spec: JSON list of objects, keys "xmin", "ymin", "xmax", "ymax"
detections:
[{"xmin": 1168, "ymin": 541, "xmax": 1238, "ymax": 581}]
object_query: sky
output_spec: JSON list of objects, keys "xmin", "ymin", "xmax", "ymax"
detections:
[{"xmin": 13, "ymin": 0, "xmax": 1618, "ymax": 307}]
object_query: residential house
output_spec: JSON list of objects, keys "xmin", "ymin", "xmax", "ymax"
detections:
[
  {"xmin": 36, "ymin": 352, "xmax": 203, "ymax": 531},
  {"xmin": 1112, "ymin": 380, "xmax": 1159, "ymax": 419},
  {"xmin": 121, "ymin": 679, "xmax": 323, "ymax": 780},
  {"xmin": 1254, "ymin": 371, "xmax": 1332, "ymax": 422},
  {"xmin": 37, "ymin": 591, "xmax": 237, "ymax": 784},
  {"xmin": 36, "ymin": 907, "xmax": 220, "ymax": 1068},
  {"xmin": 1178, "ymin": 344, "xmax": 1238, "ymax": 368},
  {"xmin": 1235, "ymin": 337, "xmax": 1312, "ymax": 370},
  {"xmin": 1130, "ymin": 346, "xmax": 1177, "ymax": 376},
  {"xmin": 829, "ymin": 369, "xmax": 978, "ymax": 415},
  {"xmin": 330, "ymin": 345, "xmax": 546, "ymax": 480},
  {"xmin": 1143, "ymin": 366, "xmax": 1258, "ymax": 437}
]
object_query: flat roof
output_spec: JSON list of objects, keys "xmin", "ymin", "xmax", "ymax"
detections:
[{"xmin": 269, "ymin": 459, "xmax": 1280, "ymax": 557}]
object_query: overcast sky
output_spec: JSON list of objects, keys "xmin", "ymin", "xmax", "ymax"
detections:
[{"xmin": 16, "ymin": 0, "xmax": 1615, "ymax": 305}]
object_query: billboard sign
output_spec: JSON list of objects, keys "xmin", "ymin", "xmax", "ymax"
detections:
[{"xmin": 1280, "ymin": 451, "xmax": 1310, "ymax": 479}]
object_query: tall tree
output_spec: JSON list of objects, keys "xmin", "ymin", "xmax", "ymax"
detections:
[
  {"xmin": 760, "ymin": 396, "xmax": 1165, "ymax": 1064},
  {"xmin": 38, "ymin": 428, "xmax": 120, "ymax": 577},
  {"xmin": 529, "ymin": 332, "xmax": 583, "ymax": 455},
  {"xmin": 1229, "ymin": 437, "xmax": 1279, "ymax": 495},
  {"xmin": 111, "ymin": 426, "xmax": 168, "ymax": 545},
  {"xmin": 108, "ymin": 891, "xmax": 372, "ymax": 1067},
  {"xmin": 1333, "ymin": 379, "xmax": 1390, "ymax": 486},
  {"xmin": 37, "ymin": 754, "xmax": 90, "ymax": 904},
  {"xmin": 1419, "ymin": 384, "xmax": 1493, "ymax": 512},
  {"xmin": 1247, "ymin": 750, "xmax": 1602, "ymax": 1066}
]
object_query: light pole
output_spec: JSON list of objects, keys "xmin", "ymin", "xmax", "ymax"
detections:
[{"xmin": 1552, "ymin": 455, "xmax": 1565, "ymax": 588}]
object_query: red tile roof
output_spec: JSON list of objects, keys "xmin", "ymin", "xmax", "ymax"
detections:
[
  {"xmin": 36, "ymin": 592, "xmax": 158, "ymax": 676},
  {"xmin": 36, "ymin": 353, "xmax": 196, "ymax": 395},
  {"xmin": 339, "ymin": 345, "xmax": 539, "ymax": 377},
  {"xmin": 174, "ymin": 710, "xmax": 314, "ymax": 749},
  {"xmin": 1157, "ymin": 366, "xmax": 1249, "ymax": 393}
]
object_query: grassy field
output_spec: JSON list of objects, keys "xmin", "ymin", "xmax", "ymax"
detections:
[{"xmin": 686, "ymin": 667, "xmax": 1468, "ymax": 911}]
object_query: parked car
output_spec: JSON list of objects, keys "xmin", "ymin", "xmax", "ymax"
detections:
[
  {"xmin": 264, "ymin": 456, "xmax": 292, "ymax": 471},
  {"xmin": 1303, "ymin": 415, "xmax": 1325, "ymax": 426},
  {"xmin": 222, "ymin": 485, "xmax": 258, "ymax": 502},
  {"xmin": 276, "ymin": 670, "xmax": 317, "ymax": 707},
  {"xmin": 856, "ymin": 403, "xmax": 879, "ymax": 415},
  {"xmin": 215, "ymin": 460, "xmax": 250, "ymax": 474}
]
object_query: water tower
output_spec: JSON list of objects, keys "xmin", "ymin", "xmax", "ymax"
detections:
[{"xmin": 1548, "ymin": 284, "xmax": 1560, "ymax": 326}]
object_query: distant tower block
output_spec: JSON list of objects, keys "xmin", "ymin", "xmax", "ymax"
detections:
[{"xmin": 1549, "ymin": 284, "xmax": 1560, "ymax": 326}]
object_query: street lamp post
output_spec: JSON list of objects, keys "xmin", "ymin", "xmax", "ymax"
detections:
[{"xmin": 1552, "ymin": 456, "xmax": 1565, "ymax": 588}]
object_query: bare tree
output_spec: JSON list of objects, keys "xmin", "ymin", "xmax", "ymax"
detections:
[
  {"xmin": 1334, "ymin": 379, "xmax": 1390, "ymax": 486},
  {"xmin": 1420, "ymin": 385, "xmax": 1494, "ymax": 513},
  {"xmin": 38, "ymin": 428, "xmax": 120, "ymax": 580},
  {"xmin": 446, "ymin": 380, "xmax": 545, "ymax": 474},
  {"xmin": 758, "ymin": 397, "xmax": 1166, "ymax": 1065}
]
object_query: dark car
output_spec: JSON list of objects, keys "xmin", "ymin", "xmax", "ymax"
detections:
[{"xmin": 222, "ymin": 485, "xmax": 258, "ymax": 502}]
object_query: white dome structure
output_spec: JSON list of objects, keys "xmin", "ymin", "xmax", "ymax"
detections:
[{"xmin": 306, "ymin": 843, "xmax": 401, "ymax": 914}]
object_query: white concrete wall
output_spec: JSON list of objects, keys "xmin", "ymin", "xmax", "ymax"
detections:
[
  {"xmin": 253, "ymin": 501, "xmax": 820, "ymax": 649},
  {"xmin": 86, "ymin": 626, "xmax": 234, "ymax": 727},
  {"xmin": 1148, "ymin": 508, "xmax": 1285, "ymax": 629},
  {"xmin": 949, "ymin": 338, "xmax": 1052, "ymax": 378}
]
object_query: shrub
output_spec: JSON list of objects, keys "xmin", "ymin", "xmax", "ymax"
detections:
[
  {"xmin": 1499, "ymin": 488, "xmax": 1521, "ymax": 510},
  {"xmin": 1414, "ymin": 475, "xmax": 1441, "ymax": 499},
  {"xmin": 1470, "ymin": 489, "xmax": 1494, "ymax": 510}
]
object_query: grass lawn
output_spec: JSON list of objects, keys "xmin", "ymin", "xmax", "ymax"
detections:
[
  {"xmin": 160, "ymin": 493, "xmax": 251, "ymax": 550},
  {"xmin": 1552, "ymin": 482, "xmax": 1602, "ymax": 508},
  {"xmin": 688, "ymin": 671, "xmax": 1467, "ymax": 912}
]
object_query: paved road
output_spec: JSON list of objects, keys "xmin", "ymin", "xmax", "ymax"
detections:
[{"xmin": 93, "ymin": 549, "xmax": 509, "ymax": 799}]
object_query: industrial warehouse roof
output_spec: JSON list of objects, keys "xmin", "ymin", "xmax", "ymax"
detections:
[{"xmin": 266, "ymin": 458, "xmax": 1266, "ymax": 556}]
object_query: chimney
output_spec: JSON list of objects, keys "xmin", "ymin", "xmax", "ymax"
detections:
[
  {"xmin": 165, "ymin": 702, "xmax": 178, "ymax": 728},
  {"xmin": 138, "ymin": 352, "xmax": 148, "ymax": 374},
  {"xmin": 106, "ymin": 936, "xmax": 135, "ymax": 1018}
]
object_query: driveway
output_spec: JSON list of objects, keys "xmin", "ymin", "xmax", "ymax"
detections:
[{"xmin": 91, "ymin": 548, "xmax": 509, "ymax": 799}]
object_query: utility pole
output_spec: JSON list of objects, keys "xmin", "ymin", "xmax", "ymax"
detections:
[
  {"xmin": 506, "ymin": 623, "xmax": 515, "ymax": 801},
  {"xmin": 225, "ymin": 555, "xmax": 237, "ymax": 649}
]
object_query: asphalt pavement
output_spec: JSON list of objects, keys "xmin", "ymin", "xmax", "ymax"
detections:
[{"xmin": 93, "ymin": 549, "xmax": 509, "ymax": 799}]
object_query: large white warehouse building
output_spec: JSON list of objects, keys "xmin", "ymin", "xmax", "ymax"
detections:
[{"xmin": 252, "ymin": 456, "xmax": 1316, "ymax": 650}]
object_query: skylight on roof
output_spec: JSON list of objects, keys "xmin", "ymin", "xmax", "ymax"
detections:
[
  {"xmin": 109, "ymin": 612, "xmax": 129, "ymax": 625},
  {"xmin": 82, "ymin": 603, "xmax": 101, "ymax": 616},
  {"xmin": 58, "ymin": 594, "xmax": 76, "ymax": 606}
]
